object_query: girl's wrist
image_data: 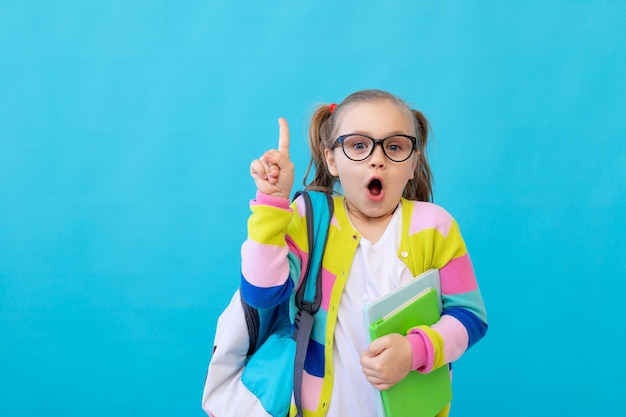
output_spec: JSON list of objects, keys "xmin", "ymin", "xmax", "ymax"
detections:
[{"xmin": 255, "ymin": 190, "xmax": 291, "ymax": 208}]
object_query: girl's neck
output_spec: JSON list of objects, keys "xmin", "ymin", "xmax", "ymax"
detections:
[{"xmin": 345, "ymin": 201, "xmax": 398, "ymax": 244}]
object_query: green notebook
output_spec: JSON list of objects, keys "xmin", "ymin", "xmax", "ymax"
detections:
[{"xmin": 369, "ymin": 287, "xmax": 452, "ymax": 417}]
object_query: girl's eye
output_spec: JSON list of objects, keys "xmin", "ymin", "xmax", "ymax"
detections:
[
  {"xmin": 385, "ymin": 142, "xmax": 403, "ymax": 153},
  {"xmin": 385, "ymin": 136, "xmax": 412, "ymax": 154},
  {"xmin": 345, "ymin": 136, "xmax": 371, "ymax": 151}
]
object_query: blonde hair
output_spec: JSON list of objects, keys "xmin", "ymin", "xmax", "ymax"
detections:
[{"xmin": 303, "ymin": 89, "xmax": 434, "ymax": 202}]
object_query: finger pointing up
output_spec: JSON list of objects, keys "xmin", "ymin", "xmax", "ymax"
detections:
[{"xmin": 277, "ymin": 117, "xmax": 290, "ymax": 157}]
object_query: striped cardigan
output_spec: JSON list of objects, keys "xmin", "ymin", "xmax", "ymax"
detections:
[{"xmin": 240, "ymin": 191, "xmax": 488, "ymax": 417}]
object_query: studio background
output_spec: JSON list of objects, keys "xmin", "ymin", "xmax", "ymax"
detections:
[{"xmin": 1, "ymin": 1, "xmax": 625, "ymax": 416}]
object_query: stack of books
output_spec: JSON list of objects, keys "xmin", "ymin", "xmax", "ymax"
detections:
[{"xmin": 363, "ymin": 269, "xmax": 452, "ymax": 417}]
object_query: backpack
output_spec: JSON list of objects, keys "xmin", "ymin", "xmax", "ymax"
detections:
[{"xmin": 202, "ymin": 190, "xmax": 334, "ymax": 417}]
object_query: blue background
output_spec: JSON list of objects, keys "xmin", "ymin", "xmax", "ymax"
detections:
[{"xmin": 1, "ymin": 1, "xmax": 625, "ymax": 416}]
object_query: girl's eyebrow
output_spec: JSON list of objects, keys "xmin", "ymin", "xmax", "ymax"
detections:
[{"xmin": 342, "ymin": 130, "xmax": 414, "ymax": 138}]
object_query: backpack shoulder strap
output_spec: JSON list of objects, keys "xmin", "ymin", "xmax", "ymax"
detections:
[
  {"xmin": 240, "ymin": 293, "xmax": 260, "ymax": 357},
  {"xmin": 293, "ymin": 190, "xmax": 334, "ymax": 314},
  {"xmin": 291, "ymin": 190, "xmax": 333, "ymax": 417}
]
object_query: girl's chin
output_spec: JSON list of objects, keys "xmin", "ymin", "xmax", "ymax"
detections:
[{"xmin": 347, "ymin": 199, "xmax": 397, "ymax": 220}]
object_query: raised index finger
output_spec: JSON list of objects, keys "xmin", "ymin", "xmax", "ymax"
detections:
[{"xmin": 277, "ymin": 117, "xmax": 290, "ymax": 156}]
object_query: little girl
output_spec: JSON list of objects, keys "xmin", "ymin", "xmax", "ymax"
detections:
[{"xmin": 243, "ymin": 89, "xmax": 488, "ymax": 417}]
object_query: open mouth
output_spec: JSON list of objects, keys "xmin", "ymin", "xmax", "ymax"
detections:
[{"xmin": 367, "ymin": 178, "xmax": 383, "ymax": 197}]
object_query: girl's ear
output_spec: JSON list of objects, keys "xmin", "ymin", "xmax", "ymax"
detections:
[
  {"xmin": 409, "ymin": 151, "xmax": 420, "ymax": 179},
  {"xmin": 324, "ymin": 148, "xmax": 339, "ymax": 177}
]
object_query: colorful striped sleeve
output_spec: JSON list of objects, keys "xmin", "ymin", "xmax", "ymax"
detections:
[
  {"xmin": 433, "ymin": 219, "xmax": 488, "ymax": 365},
  {"xmin": 407, "ymin": 203, "xmax": 488, "ymax": 370},
  {"xmin": 240, "ymin": 192, "xmax": 295, "ymax": 309}
]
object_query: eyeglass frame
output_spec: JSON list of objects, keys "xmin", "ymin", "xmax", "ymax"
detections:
[{"xmin": 331, "ymin": 133, "xmax": 418, "ymax": 163}]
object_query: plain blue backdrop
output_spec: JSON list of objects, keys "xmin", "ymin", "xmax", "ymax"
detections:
[{"xmin": 1, "ymin": 1, "xmax": 625, "ymax": 416}]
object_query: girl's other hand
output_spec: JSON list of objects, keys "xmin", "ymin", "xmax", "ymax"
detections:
[
  {"xmin": 360, "ymin": 333, "xmax": 413, "ymax": 391},
  {"xmin": 250, "ymin": 117, "xmax": 295, "ymax": 199}
]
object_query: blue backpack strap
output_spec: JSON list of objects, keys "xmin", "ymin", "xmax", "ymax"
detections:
[
  {"xmin": 293, "ymin": 190, "xmax": 333, "ymax": 313},
  {"xmin": 292, "ymin": 190, "xmax": 333, "ymax": 417},
  {"xmin": 240, "ymin": 292, "xmax": 260, "ymax": 357}
]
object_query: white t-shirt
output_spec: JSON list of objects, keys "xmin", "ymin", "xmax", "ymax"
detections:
[{"xmin": 327, "ymin": 203, "xmax": 414, "ymax": 416}]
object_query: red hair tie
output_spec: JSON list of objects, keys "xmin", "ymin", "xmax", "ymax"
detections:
[{"xmin": 329, "ymin": 103, "xmax": 337, "ymax": 113}]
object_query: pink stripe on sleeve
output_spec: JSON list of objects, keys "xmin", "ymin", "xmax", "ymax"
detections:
[
  {"xmin": 409, "ymin": 202, "xmax": 453, "ymax": 237},
  {"xmin": 431, "ymin": 315, "xmax": 469, "ymax": 363},
  {"xmin": 294, "ymin": 195, "xmax": 307, "ymax": 218},
  {"xmin": 241, "ymin": 240, "xmax": 290, "ymax": 288},
  {"xmin": 439, "ymin": 253, "xmax": 478, "ymax": 295},
  {"xmin": 407, "ymin": 328, "xmax": 436, "ymax": 374},
  {"xmin": 252, "ymin": 191, "xmax": 291, "ymax": 208},
  {"xmin": 320, "ymin": 268, "xmax": 337, "ymax": 311},
  {"xmin": 300, "ymin": 371, "xmax": 324, "ymax": 411},
  {"xmin": 406, "ymin": 332, "xmax": 428, "ymax": 371}
]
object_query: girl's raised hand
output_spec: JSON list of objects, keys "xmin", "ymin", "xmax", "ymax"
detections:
[{"xmin": 250, "ymin": 118, "xmax": 295, "ymax": 199}]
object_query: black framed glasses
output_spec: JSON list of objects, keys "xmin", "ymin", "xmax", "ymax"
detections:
[{"xmin": 331, "ymin": 133, "xmax": 417, "ymax": 162}]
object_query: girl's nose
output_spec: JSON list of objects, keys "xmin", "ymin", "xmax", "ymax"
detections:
[{"xmin": 369, "ymin": 143, "xmax": 386, "ymax": 168}]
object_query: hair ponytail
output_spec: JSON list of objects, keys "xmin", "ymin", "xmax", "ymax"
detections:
[
  {"xmin": 303, "ymin": 104, "xmax": 337, "ymax": 193},
  {"xmin": 403, "ymin": 109, "xmax": 433, "ymax": 202}
]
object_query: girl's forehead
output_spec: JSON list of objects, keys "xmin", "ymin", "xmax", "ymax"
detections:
[{"xmin": 336, "ymin": 100, "xmax": 414, "ymax": 135}]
